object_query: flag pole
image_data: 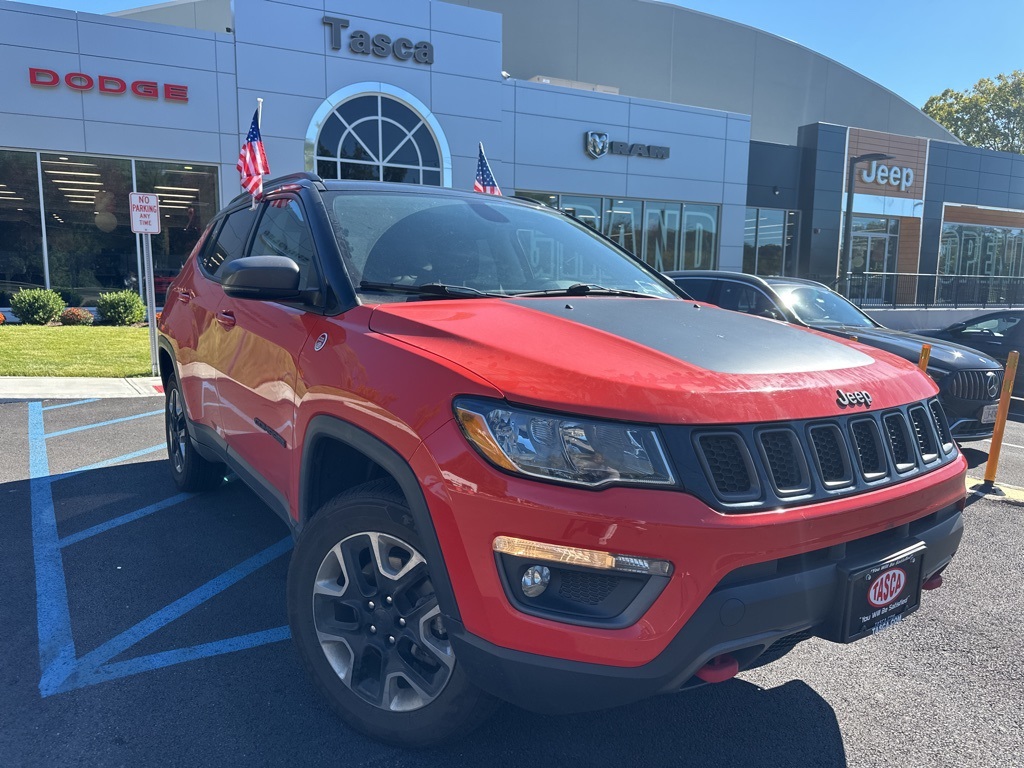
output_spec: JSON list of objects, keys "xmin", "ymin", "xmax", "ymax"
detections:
[{"xmin": 250, "ymin": 98, "xmax": 264, "ymax": 209}]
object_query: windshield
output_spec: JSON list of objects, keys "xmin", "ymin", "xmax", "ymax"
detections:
[
  {"xmin": 325, "ymin": 191, "xmax": 678, "ymax": 301},
  {"xmin": 769, "ymin": 282, "xmax": 878, "ymax": 329}
]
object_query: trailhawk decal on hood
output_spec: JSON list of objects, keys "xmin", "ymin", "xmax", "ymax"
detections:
[{"xmin": 509, "ymin": 299, "xmax": 872, "ymax": 375}]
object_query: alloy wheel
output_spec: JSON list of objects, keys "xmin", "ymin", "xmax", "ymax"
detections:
[{"xmin": 311, "ymin": 531, "xmax": 454, "ymax": 712}]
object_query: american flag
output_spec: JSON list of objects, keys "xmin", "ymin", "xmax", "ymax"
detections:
[
  {"xmin": 237, "ymin": 107, "xmax": 270, "ymax": 199},
  {"xmin": 473, "ymin": 142, "xmax": 501, "ymax": 195}
]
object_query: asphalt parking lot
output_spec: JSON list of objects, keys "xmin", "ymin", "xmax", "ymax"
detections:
[{"xmin": 1, "ymin": 397, "xmax": 1022, "ymax": 767}]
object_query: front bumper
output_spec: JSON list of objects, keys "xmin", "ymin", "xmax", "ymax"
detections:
[
  {"xmin": 947, "ymin": 413, "xmax": 995, "ymax": 441},
  {"xmin": 416, "ymin": 420, "xmax": 968, "ymax": 669},
  {"xmin": 448, "ymin": 503, "xmax": 963, "ymax": 713}
]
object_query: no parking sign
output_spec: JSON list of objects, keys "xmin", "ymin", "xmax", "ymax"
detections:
[
  {"xmin": 129, "ymin": 192, "xmax": 161, "ymax": 374},
  {"xmin": 129, "ymin": 192, "xmax": 161, "ymax": 234}
]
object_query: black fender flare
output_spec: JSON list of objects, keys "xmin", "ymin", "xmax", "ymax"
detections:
[{"xmin": 299, "ymin": 414, "xmax": 461, "ymax": 623}]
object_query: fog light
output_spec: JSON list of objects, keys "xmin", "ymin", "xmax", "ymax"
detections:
[{"xmin": 521, "ymin": 565, "xmax": 551, "ymax": 597}]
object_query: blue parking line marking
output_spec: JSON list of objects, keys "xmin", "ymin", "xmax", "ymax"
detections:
[
  {"xmin": 57, "ymin": 444, "xmax": 166, "ymax": 479},
  {"xmin": 42, "ymin": 399, "xmax": 100, "ymax": 412},
  {"xmin": 28, "ymin": 402, "xmax": 78, "ymax": 697},
  {"xmin": 59, "ymin": 493, "xmax": 193, "ymax": 548},
  {"xmin": 72, "ymin": 627, "xmax": 292, "ymax": 690},
  {"xmin": 28, "ymin": 402, "xmax": 296, "ymax": 698},
  {"xmin": 45, "ymin": 409, "xmax": 163, "ymax": 439},
  {"xmin": 65, "ymin": 537, "xmax": 293, "ymax": 691}
]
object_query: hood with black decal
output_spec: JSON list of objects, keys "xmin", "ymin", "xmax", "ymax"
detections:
[
  {"xmin": 368, "ymin": 297, "xmax": 939, "ymax": 425},
  {"xmin": 814, "ymin": 326, "xmax": 1002, "ymax": 372}
]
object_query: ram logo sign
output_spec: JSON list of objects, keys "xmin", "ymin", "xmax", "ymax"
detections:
[
  {"xmin": 585, "ymin": 131, "xmax": 610, "ymax": 159},
  {"xmin": 583, "ymin": 132, "xmax": 670, "ymax": 160}
]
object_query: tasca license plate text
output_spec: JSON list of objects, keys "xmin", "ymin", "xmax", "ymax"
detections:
[{"xmin": 842, "ymin": 544, "xmax": 925, "ymax": 643}]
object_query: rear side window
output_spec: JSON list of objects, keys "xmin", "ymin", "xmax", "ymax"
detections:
[
  {"xmin": 201, "ymin": 207, "xmax": 258, "ymax": 278},
  {"xmin": 718, "ymin": 282, "xmax": 778, "ymax": 316},
  {"xmin": 676, "ymin": 278, "xmax": 716, "ymax": 302}
]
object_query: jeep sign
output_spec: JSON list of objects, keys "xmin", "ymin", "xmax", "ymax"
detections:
[{"xmin": 860, "ymin": 160, "xmax": 914, "ymax": 193}]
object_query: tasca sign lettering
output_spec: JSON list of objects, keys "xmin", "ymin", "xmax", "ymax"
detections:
[
  {"xmin": 584, "ymin": 131, "xmax": 669, "ymax": 160},
  {"xmin": 323, "ymin": 16, "xmax": 434, "ymax": 64},
  {"xmin": 860, "ymin": 161, "xmax": 914, "ymax": 193}
]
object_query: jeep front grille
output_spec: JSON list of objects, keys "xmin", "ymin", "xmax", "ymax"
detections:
[{"xmin": 680, "ymin": 398, "xmax": 957, "ymax": 512}]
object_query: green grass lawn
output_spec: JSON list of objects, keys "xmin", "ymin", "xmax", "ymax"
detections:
[{"xmin": 0, "ymin": 325, "xmax": 152, "ymax": 377}]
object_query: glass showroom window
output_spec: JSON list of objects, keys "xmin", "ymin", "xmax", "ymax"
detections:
[
  {"xmin": 315, "ymin": 95, "xmax": 443, "ymax": 186},
  {"xmin": 743, "ymin": 207, "xmax": 798, "ymax": 276},
  {"xmin": 682, "ymin": 203, "xmax": 719, "ymax": 270},
  {"xmin": 643, "ymin": 202, "xmax": 681, "ymax": 271},
  {"xmin": 40, "ymin": 152, "xmax": 135, "ymax": 306},
  {"xmin": 135, "ymin": 160, "xmax": 219, "ymax": 304},
  {"xmin": 519, "ymin": 191, "xmax": 721, "ymax": 271},
  {"xmin": 0, "ymin": 149, "xmax": 45, "ymax": 304}
]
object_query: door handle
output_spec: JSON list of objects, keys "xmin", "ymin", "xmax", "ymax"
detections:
[
  {"xmin": 216, "ymin": 310, "xmax": 236, "ymax": 329},
  {"xmin": 176, "ymin": 288, "xmax": 192, "ymax": 304}
]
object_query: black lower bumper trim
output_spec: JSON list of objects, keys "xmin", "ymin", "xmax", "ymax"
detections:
[{"xmin": 449, "ymin": 505, "xmax": 963, "ymax": 714}]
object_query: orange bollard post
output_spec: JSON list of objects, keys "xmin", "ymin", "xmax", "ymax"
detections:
[
  {"xmin": 978, "ymin": 350, "xmax": 1019, "ymax": 492},
  {"xmin": 918, "ymin": 343, "xmax": 931, "ymax": 372}
]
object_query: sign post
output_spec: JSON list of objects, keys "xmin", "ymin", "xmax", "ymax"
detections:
[{"xmin": 129, "ymin": 192, "xmax": 161, "ymax": 377}]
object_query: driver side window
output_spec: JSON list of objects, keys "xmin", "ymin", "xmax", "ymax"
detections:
[
  {"xmin": 253, "ymin": 199, "xmax": 321, "ymax": 292},
  {"xmin": 962, "ymin": 316, "xmax": 1020, "ymax": 337}
]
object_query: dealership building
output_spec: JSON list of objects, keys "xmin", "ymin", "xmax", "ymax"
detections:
[{"xmin": 2, "ymin": 0, "xmax": 1023, "ymax": 310}]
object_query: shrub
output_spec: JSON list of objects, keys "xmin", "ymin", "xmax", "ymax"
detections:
[
  {"xmin": 57, "ymin": 289, "xmax": 84, "ymax": 307},
  {"xmin": 60, "ymin": 307, "xmax": 94, "ymax": 326},
  {"xmin": 10, "ymin": 288, "xmax": 66, "ymax": 325},
  {"xmin": 97, "ymin": 289, "xmax": 146, "ymax": 326}
]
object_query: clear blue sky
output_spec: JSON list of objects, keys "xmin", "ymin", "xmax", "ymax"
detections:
[{"xmin": 7, "ymin": 0, "xmax": 1022, "ymax": 107}]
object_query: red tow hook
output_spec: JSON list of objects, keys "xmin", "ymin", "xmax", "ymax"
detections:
[
  {"xmin": 922, "ymin": 572, "xmax": 944, "ymax": 591},
  {"xmin": 695, "ymin": 654, "xmax": 739, "ymax": 684}
]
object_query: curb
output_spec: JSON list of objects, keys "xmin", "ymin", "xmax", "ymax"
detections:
[
  {"xmin": 966, "ymin": 476, "xmax": 1024, "ymax": 503},
  {"xmin": 0, "ymin": 377, "xmax": 163, "ymax": 401}
]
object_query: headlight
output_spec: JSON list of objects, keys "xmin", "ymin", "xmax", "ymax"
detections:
[
  {"xmin": 925, "ymin": 366, "xmax": 947, "ymax": 383},
  {"xmin": 453, "ymin": 397, "xmax": 676, "ymax": 488}
]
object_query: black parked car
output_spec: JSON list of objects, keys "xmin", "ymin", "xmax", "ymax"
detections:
[
  {"xmin": 915, "ymin": 310, "xmax": 1023, "ymax": 395},
  {"xmin": 668, "ymin": 271, "xmax": 1004, "ymax": 441}
]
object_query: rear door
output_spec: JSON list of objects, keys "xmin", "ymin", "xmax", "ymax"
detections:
[{"xmin": 190, "ymin": 205, "xmax": 261, "ymax": 435}]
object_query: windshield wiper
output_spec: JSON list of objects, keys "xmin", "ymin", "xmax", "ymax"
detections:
[
  {"xmin": 359, "ymin": 281, "xmax": 503, "ymax": 299},
  {"xmin": 513, "ymin": 283, "xmax": 662, "ymax": 298}
]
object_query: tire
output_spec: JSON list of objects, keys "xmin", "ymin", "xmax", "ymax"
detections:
[
  {"xmin": 287, "ymin": 480, "xmax": 498, "ymax": 747},
  {"xmin": 164, "ymin": 373, "xmax": 224, "ymax": 492}
]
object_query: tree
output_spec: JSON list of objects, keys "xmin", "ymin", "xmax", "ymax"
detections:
[
  {"xmin": 925, "ymin": 71, "xmax": 1024, "ymax": 154},
  {"xmin": 923, "ymin": 70, "xmax": 1024, "ymax": 154}
]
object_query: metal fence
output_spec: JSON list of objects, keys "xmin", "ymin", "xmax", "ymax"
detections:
[{"xmin": 826, "ymin": 273, "xmax": 1024, "ymax": 309}]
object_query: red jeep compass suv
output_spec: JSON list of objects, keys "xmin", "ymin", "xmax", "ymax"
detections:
[{"xmin": 158, "ymin": 174, "xmax": 966, "ymax": 746}]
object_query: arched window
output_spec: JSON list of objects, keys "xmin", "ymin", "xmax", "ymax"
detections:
[{"xmin": 313, "ymin": 94, "xmax": 443, "ymax": 186}]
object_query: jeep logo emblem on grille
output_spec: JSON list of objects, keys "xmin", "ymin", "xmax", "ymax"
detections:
[{"xmin": 836, "ymin": 389, "xmax": 872, "ymax": 408}]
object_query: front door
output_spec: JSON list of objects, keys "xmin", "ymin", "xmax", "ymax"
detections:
[
  {"xmin": 214, "ymin": 196, "xmax": 322, "ymax": 507},
  {"xmin": 849, "ymin": 233, "xmax": 895, "ymax": 303}
]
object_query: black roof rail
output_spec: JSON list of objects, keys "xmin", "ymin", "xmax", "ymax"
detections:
[
  {"xmin": 227, "ymin": 172, "xmax": 325, "ymax": 207},
  {"xmin": 265, "ymin": 171, "xmax": 323, "ymax": 187}
]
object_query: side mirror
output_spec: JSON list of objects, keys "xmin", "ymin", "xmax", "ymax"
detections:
[
  {"xmin": 221, "ymin": 255, "xmax": 300, "ymax": 301},
  {"xmin": 760, "ymin": 308, "xmax": 783, "ymax": 321},
  {"xmin": 946, "ymin": 321, "xmax": 967, "ymax": 334}
]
